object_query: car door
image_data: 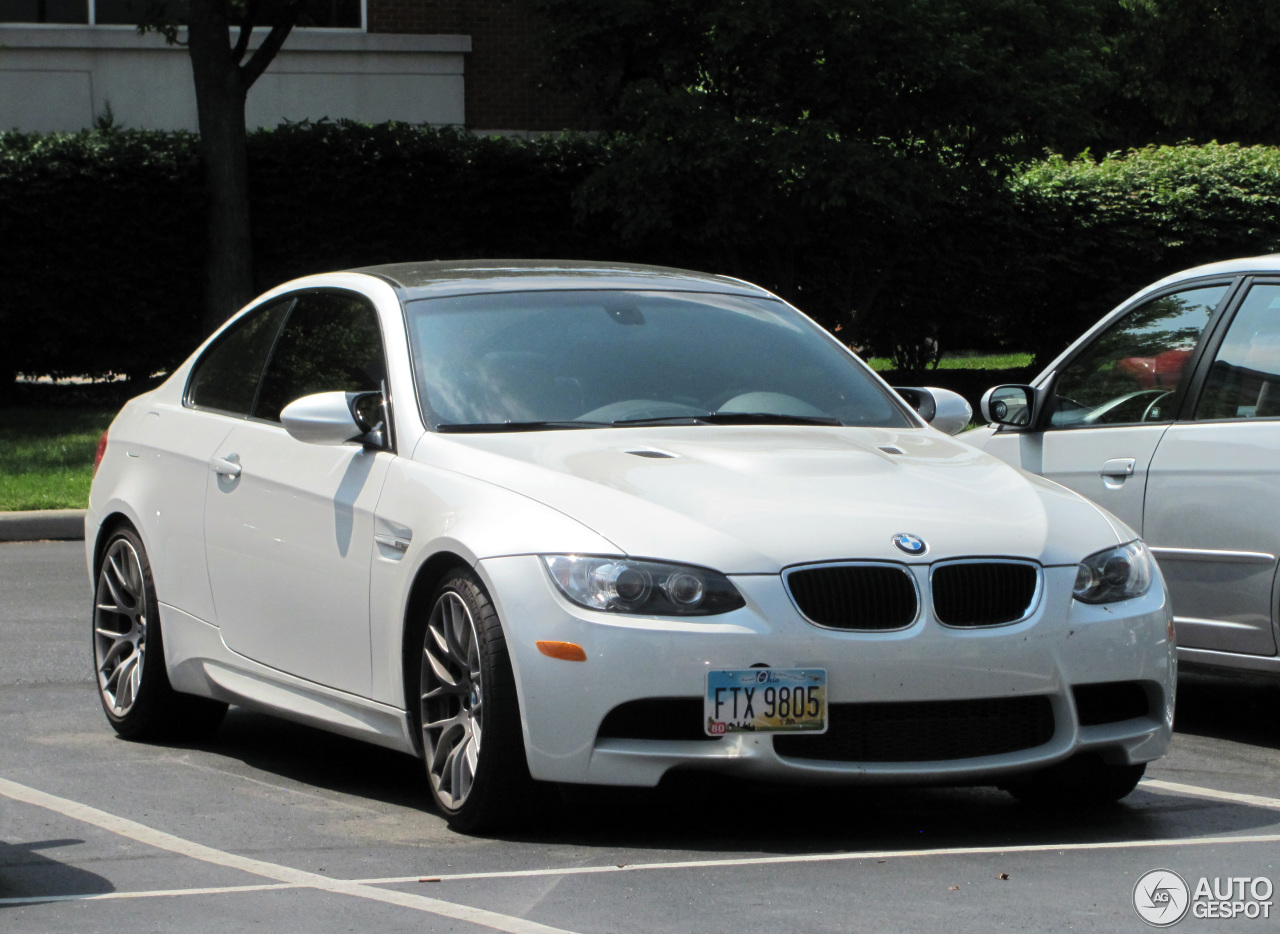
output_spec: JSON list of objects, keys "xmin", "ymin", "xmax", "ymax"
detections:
[
  {"xmin": 153, "ymin": 296, "xmax": 294, "ymax": 622},
  {"xmin": 1143, "ymin": 280, "xmax": 1280, "ymax": 657},
  {"xmin": 203, "ymin": 289, "xmax": 394, "ymax": 696},
  {"xmin": 981, "ymin": 284, "xmax": 1232, "ymax": 533}
]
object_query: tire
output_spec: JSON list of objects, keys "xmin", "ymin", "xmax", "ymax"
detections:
[
  {"xmin": 1001, "ymin": 754, "xmax": 1146, "ymax": 807},
  {"xmin": 93, "ymin": 526, "xmax": 227, "ymax": 741},
  {"xmin": 417, "ymin": 567, "xmax": 538, "ymax": 833}
]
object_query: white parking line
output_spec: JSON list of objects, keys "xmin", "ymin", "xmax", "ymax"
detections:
[
  {"xmin": 0, "ymin": 883, "xmax": 294, "ymax": 906},
  {"xmin": 3, "ymin": 777, "xmax": 1277, "ymax": 912},
  {"xmin": 1140, "ymin": 779, "xmax": 1280, "ymax": 811},
  {"xmin": 0, "ymin": 777, "xmax": 579, "ymax": 934},
  {"xmin": 384, "ymin": 833, "xmax": 1280, "ymax": 886}
]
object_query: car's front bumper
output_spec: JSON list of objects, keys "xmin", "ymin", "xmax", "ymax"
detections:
[{"xmin": 478, "ymin": 555, "xmax": 1175, "ymax": 787}]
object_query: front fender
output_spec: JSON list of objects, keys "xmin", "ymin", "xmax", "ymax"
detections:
[{"xmin": 368, "ymin": 456, "xmax": 620, "ymax": 707}]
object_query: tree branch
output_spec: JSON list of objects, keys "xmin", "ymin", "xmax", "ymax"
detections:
[
  {"xmin": 230, "ymin": 0, "xmax": 258, "ymax": 65},
  {"xmin": 240, "ymin": 5, "xmax": 298, "ymax": 90}
]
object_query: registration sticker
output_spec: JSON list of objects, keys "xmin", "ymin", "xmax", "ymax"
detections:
[{"xmin": 705, "ymin": 668, "xmax": 827, "ymax": 735}]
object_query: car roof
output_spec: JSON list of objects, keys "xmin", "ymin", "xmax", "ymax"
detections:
[
  {"xmin": 347, "ymin": 259, "xmax": 775, "ymax": 301},
  {"xmin": 1138, "ymin": 253, "xmax": 1280, "ymax": 296}
]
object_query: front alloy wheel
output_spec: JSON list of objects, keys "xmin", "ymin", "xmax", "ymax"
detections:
[
  {"xmin": 421, "ymin": 589, "xmax": 485, "ymax": 810},
  {"xmin": 418, "ymin": 569, "xmax": 538, "ymax": 832}
]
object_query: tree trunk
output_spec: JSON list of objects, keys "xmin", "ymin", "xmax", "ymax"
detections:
[{"xmin": 187, "ymin": 2, "xmax": 254, "ymax": 336}]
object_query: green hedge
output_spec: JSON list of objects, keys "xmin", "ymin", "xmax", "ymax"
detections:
[
  {"xmin": 0, "ymin": 123, "xmax": 609, "ymax": 390},
  {"xmin": 5, "ymin": 127, "xmax": 1280, "ymax": 391},
  {"xmin": 0, "ymin": 129, "xmax": 205, "ymax": 387},
  {"xmin": 993, "ymin": 143, "xmax": 1280, "ymax": 362}
]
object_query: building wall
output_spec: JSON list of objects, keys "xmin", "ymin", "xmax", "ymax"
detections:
[
  {"xmin": 0, "ymin": 26, "xmax": 468, "ymax": 133},
  {"xmin": 369, "ymin": 0, "xmax": 585, "ymax": 133}
]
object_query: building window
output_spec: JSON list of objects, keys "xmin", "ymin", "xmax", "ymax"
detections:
[
  {"xmin": 1, "ymin": 0, "xmax": 87, "ymax": 22},
  {"xmin": 0, "ymin": 0, "xmax": 363, "ymax": 27}
]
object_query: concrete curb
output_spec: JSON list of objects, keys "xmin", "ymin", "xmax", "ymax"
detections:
[{"xmin": 0, "ymin": 509, "xmax": 86, "ymax": 542}]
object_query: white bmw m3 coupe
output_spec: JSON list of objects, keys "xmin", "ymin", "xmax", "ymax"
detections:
[{"xmin": 87, "ymin": 261, "xmax": 1175, "ymax": 831}]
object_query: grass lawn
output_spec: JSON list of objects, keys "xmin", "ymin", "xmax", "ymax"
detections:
[
  {"xmin": 864, "ymin": 351, "xmax": 1034, "ymax": 372},
  {"xmin": 0, "ymin": 407, "xmax": 117, "ymax": 511}
]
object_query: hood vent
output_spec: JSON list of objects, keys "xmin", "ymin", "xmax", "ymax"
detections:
[
  {"xmin": 878, "ymin": 445, "xmax": 906, "ymax": 456},
  {"xmin": 627, "ymin": 449, "xmax": 675, "ymax": 459}
]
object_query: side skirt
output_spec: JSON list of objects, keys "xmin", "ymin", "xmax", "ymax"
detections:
[{"xmin": 159, "ymin": 602, "xmax": 418, "ymax": 755}]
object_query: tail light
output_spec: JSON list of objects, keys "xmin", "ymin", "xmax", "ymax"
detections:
[{"xmin": 92, "ymin": 429, "xmax": 109, "ymax": 477}]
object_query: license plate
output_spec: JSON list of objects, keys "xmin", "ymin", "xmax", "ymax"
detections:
[{"xmin": 704, "ymin": 668, "xmax": 827, "ymax": 735}]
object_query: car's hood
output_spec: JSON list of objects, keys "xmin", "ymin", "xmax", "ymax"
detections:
[{"xmin": 412, "ymin": 426, "xmax": 1124, "ymax": 573}]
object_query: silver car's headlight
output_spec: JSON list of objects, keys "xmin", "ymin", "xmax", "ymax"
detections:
[
  {"xmin": 1072, "ymin": 541, "xmax": 1155, "ymax": 604},
  {"xmin": 542, "ymin": 555, "xmax": 745, "ymax": 616}
]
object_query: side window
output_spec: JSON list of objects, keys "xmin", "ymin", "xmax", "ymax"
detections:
[
  {"xmin": 253, "ymin": 291, "xmax": 387, "ymax": 423},
  {"xmin": 1196, "ymin": 284, "xmax": 1280, "ymax": 420},
  {"xmin": 1049, "ymin": 285, "xmax": 1228, "ymax": 427},
  {"xmin": 186, "ymin": 298, "xmax": 293, "ymax": 416}
]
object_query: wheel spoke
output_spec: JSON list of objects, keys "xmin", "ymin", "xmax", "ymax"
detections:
[
  {"xmin": 98, "ymin": 634, "xmax": 132, "ymax": 668},
  {"xmin": 453, "ymin": 733, "xmax": 475, "ymax": 801},
  {"xmin": 423, "ymin": 644, "xmax": 462, "ymax": 689},
  {"xmin": 424, "ymin": 709, "xmax": 467, "ymax": 733}
]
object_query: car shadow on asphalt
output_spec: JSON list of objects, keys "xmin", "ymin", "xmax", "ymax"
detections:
[
  {"xmin": 0, "ymin": 838, "xmax": 114, "ymax": 903},
  {"xmin": 173, "ymin": 706, "xmax": 1279, "ymax": 856}
]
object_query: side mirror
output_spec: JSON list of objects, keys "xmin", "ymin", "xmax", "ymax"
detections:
[
  {"xmin": 281, "ymin": 391, "xmax": 385, "ymax": 447},
  {"xmin": 893, "ymin": 386, "xmax": 973, "ymax": 435},
  {"xmin": 980, "ymin": 384, "xmax": 1036, "ymax": 428}
]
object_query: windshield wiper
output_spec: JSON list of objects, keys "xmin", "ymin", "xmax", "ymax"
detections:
[
  {"xmin": 435, "ymin": 420, "xmax": 612, "ymax": 433},
  {"xmin": 612, "ymin": 413, "xmax": 843, "ymax": 427}
]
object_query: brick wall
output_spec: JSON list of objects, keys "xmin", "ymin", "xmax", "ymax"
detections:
[{"xmin": 369, "ymin": 0, "xmax": 588, "ymax": 131}]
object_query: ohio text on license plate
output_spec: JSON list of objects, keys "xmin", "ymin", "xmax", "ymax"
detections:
[{"xmin": 704, "ymin": 669, "xmax": 827, "ymax": 735}]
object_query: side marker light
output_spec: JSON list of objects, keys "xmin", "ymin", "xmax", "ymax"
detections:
[{"xmin": 536, "ymin": 641, "xmax": 588, "ymax": 662}]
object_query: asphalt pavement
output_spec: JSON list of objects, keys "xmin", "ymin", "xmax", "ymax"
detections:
[{"xmin": 2, "ymin": 540, "xmax": 1279, "ymax": 933}]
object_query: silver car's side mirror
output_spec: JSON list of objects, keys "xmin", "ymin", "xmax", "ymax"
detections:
[
  {"xmin": 281, "ymin": 391, "xmax": 384, "ymax": 447},
  {"xmin": 981, "ymin": 384, "xmax": 1036, "ymax": 428},
  {"xmin": 893, "ymin": 386, "xmax": 973, "ymax": 435}
]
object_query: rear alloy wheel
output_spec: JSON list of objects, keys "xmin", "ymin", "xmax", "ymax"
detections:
[
  {"xmin": 419, "ymin": 568, "xmax": 536, "ymax": 832},
  {"xmin": 93, "ymin": 527, "xmax": 227, "ymax": 740},
  {"xmin": 1001, "ymin": 754, "xmax": 1146, "ymax": 807}
]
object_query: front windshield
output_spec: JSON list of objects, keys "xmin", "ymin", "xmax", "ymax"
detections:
[{"xmin": 404, "ymin": 289, "xmax": 911, "ymax": 430}]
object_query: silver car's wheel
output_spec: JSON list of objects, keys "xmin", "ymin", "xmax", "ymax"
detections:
[
  {"xmin": 91, "ymin": 526, "xmax": 227, "ymax": 740},
  {"xmin": 416, "ymin": 568, "xmax": 539, "ymax": 832},
  {"xmin": 94, "ymin": 537, "xmax": 149, "ymax": 717},
  {"xmin": 421, "ymin": 590, "xmax": 484, "ymax": 810}
]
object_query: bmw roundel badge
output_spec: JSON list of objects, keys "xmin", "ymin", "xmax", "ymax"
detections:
[{"xmin": 892, "ymin": 533, "xmax": 927, "ymax": 556}]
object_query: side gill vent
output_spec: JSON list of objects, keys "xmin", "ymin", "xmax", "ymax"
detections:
[
  {"xmin": 878, "ymin": 446, "xmax": 906, "ymax": 456},
  {"xmin": 627, "ymin": 450, "xmax": 675, "ymax": 459}
]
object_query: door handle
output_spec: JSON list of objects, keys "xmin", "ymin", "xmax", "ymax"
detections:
[
  {"xmin": 210, "ymin": 455, "xmax": 242, "ymax": 478},
  {"xmin": 1099, "ymin": 457, "xmax": 1136, "ymax": 478}
]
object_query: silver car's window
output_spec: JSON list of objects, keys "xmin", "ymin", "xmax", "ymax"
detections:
[
  {"xmin": 1196, "ymin": 284, "xmax": 1280, "ymax": 420},
  {"xmin": 404, "ymin": 290, "xmax": 911, "ymax": 430},
  {"xmin": 186, "ymin": 297, "xmax": 293, "ymax": 416},
  {"xmin": 253, "ymin": 291, "xmax": 387, "ymax": 423},
  {"xmin": 1049, "ymin": 285, "xmax": 1228, "ymax": 428}
]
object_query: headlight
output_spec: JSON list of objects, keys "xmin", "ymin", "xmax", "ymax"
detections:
[
  {"xmin": 1073, "ymin": 541, "xmax": 1155, "ymax": 604},
  {"xmin": 542, "ymin": 555, "xmax": 745, "ymax": 616}
]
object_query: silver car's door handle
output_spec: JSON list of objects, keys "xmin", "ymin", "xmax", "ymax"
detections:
[
  {"xmin": 210, "ymin": 455, "xmax": 242, "ymax": 478},
  {"xmin": 1099, "ymin": 457, "xmax": 1136, "ymax": 478}
]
